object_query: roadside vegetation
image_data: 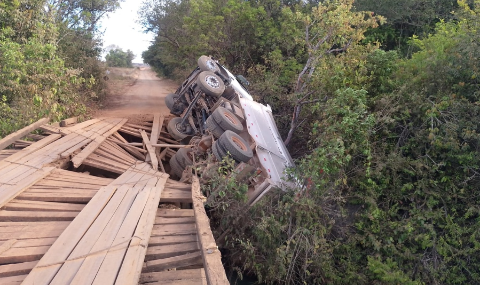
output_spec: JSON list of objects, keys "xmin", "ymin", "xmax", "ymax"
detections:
[
  {"xmin": 106, "ymin": 47, "xmax": 136, "ymax": 68},
  {"xmin": 141, "ymin": 0, "xmax": 480, "ymax": 283},
  {"xmin": 0, "ymin": 0, "xmax": 122, "ymax": 138}
]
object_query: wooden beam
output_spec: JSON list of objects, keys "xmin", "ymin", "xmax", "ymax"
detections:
[
  {"xmin": 143, "ymin": 251, "xmax": 203, "ymax": 273},
  {"xmin": 152, "ymin": 144, "xmax": 193, "ymax": 148},
  {"xmin": 0, "ymin": 118, "xmax": 49, "ymax": 151},
  {"xmin": 191, "ymin": 176, "xmax": 229, "ymax": 285},
  {"xmin": 141, "ymin": 130, "xmax": 158, "ymax": 171},
  {"xmin": 59, "ymin": 117, "xmax": 78, "ymax": 127}
]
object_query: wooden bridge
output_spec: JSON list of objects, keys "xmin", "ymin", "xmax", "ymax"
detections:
[{"xmin": 0, "ymin": 116, "xmax": 229, "ymax": 285}]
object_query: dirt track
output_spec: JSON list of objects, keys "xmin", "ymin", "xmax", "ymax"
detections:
[{"xmin": 98, "ymin": 67, "xmax": 177, "ymax": 117}]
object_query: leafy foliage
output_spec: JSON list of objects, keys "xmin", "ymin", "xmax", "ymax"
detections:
[{"xmin": 106, "ymin": 48, "xmax": 135, "ymax": 68}]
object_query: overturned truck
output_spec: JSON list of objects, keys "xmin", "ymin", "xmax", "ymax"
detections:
[{"xmin": 165, "ymin": 56, "xmax": 294, "ymax": 204}]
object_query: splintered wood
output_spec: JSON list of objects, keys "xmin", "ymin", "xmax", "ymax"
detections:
[{"xmin": 21, "ymin": 163, "xmax": 168, "ymax": 285}]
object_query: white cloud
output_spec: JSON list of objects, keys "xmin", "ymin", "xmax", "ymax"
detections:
[{"xmin": 99, "ymin": 0, "xmax": 154, "ymax": 63}]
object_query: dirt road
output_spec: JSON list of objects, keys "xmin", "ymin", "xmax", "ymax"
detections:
[{"xmin": 98, "ymin": 67, "xmax": 177, "ymax": 117}]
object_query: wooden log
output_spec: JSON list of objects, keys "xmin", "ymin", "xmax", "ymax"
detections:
[
  {"xmin": 191, "ymin": 176, "xmax": 229, "ymax": 284},
  {"xmin": 0, "ymin": 118, "xmax": 49, "ymax": 151},
  {"xmin": 59, "ymin": 117, "xmax": 78, "ymax": 127},
  {"xmin": 141, "ymin": 130, "xmax": 159, "ymax": 171}
]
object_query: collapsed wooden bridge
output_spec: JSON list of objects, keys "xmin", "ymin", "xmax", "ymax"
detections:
[{"xmin": 0, "ymin": 116, "xmax": 228, "ymax": 285}]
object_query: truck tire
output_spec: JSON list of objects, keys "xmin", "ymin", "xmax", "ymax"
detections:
[
  {"xmin": 218, "ymin": 130, "xmax": 253, "ymax": 163},
  {"xmin": 206, "ymin": 116, "xmax": 224, "ymax": 138},
  {"xmin": 212, "ymin": 140, "xmax": 227, "ymax": 161},
  {"xmin": 176, "ymin": 148, "xmax": 193, "ymax": 168},
  {"xmin": 167, "ymin": 117, "xmax": 194, "ymax": 141},
  {"xmin": 198, "ymin": 55, "xmax": 219, "ymax": 73},
  {"xmin": 197, "ymin": 71, "xmax": 225, "ymax": 98},
  {"xmin": 169, "ymin": 154, "xmax": 184, "ymax": 178},
  {"xmin": 165, "ymin": 93, "xmax": 178, "ymax": 111},
  {"xmin": 212, "ymin": 107, "xmax": 243, "ymax": 134}
]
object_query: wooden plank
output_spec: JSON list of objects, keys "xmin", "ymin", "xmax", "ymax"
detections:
[
  {"xmin": 0, "ymin": 118, "xmax": 49, "ymax": 151},
  {"xmin": 3, "ymin": 200, "xmax": 84, "ymax": 212},
  {"xmin": 0, "ymin": 167, "xmax": 55, "ymax": 208},
  {"xmin": 0, "ymin": 260, "xmax": 37, "ymax": 277},
  {"xmin": 0, "ymin": 134, "xmax": 61, "ymax": 168},
  {"xmin": 90, "ymin": 183, "xmax": 155, "ymax": 284},
  {"xmin": 148, "ymin": 235, "xmax": 197, "ymax": 246},
  {"xmin": 140, "ymin": 268, "xmax": 206, "ymax": 283},
  {"xmin": 20, "ymin": 185, "xmax": 118, "ymax": 285},
  {"xmin": 82, "ymin": 160, "xmax": 125, "ymax": 175},
  {"xmin": 151, "ymin": 224, "xmax": 196, "ymax": 236},
  {"xmin": 0, "ymin": 211, "xmax": 77, "ymax": 222},
  {"xmin": 155, "ymin": 217, "xmax": 196, "ymax": 225},
  {"xmin": 150, "ymin": 114, "xmax": 162, "ymax": 145},
  {"xmin": 143, "ymin": 252, "xmax": 203, "ymax": 273},
  {"xmin": 192, "ymin": 176, "xmax": 229, "ymax": 284},
  {"xmin": 145, "ymin": 242, "xmax": 199, "ymax": 261},
  {"xmin": 59, "ymin": 117, "xmax": 78, "ymax": 127},
  {"xmin": 17, "ymin": 193, "xmax": 94, "ymax": 204},
  {"xmin": 49, "ymin": 183, "xmax": 137, "ymax": 285},
  {"xmin": 0, "ymin": 274, "xmax": 27, "ymax": 285},
  {"xmin": 63, "ymin": 119, "xmax": 101, "ymax": 133},
  {"xmin": 161, "ymin": 190, "xmax": 192, "ymax": 203},
  {"xmin": 156, "ymin": 209, "xmax": 194, "ymax": 217},
  {"xmin": 141, "ymin": 130, "xmax": 159, "ymax": 171},
  {"xmin": 111, "ymin": 133, "xmax": 146, "ymax": 160},
  {"xmin": 152, "ymin": 144, "xmax": 193, "ymax": 148},
  {"xmin": 71, "ymin": 118, "xmax": 127, "ymax": 168},
  {"xmin": 107, "ymin": 138, "xmax": 147, "ymax": 153},
  {"xmin": 115, "ymin": 175, "xmax": 168, "ymax": 285},
  {"xmin": 0, "ymin": 245, "xmax": 49, "ymax": 264},
  {"xmin": 11, "ymin": 238, "xmax": 57, "ymax": 249}
]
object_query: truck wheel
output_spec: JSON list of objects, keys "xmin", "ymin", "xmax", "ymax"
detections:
[
  {"xmin": 218, "ymin": 130, "xmax": 253, "ymax": 163},
  {"xmin": 212, "ymin": 140, "xmax": 227, "ymax": 161},
  {"xmin": 212, "ymin": 107, "xmax": 243, "ymax": 134},
  {"xmin": 169, "ymin": 154, "xmax": 184, "ymax": 178},
  {"xmin": 206, "ymin": 116, "xmax": 224, "ymax": 138},
  {"xmin": 176, "ymin": 148, "xmax": 194, "ymax": 168},
  {"xmin": 165, "ymin": 93, "xmax": 178, "ymax": 111},
  {"xmin": 198, "ymin": 55, "xmax": 219, "ymax": 73},
  {"xmin": 197, "ymin": 71, "xmax": 225, "ymax": 98},
  {"xmin": 167, "ymin": 117, "xmax": 194, "ymax": 141}
]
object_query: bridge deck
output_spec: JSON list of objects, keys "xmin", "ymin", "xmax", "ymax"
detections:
[{"xmin": 0, "ymin": 117, "xmax": 228, "ymax": 285}]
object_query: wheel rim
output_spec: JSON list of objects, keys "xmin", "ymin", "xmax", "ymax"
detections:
[
  {"xmin": 205, "ymin": 75, "xmax": 220, "ymax": 89},
  {"xmin": 224, "ymin": 112, "xmax": 237, "ymax": 125},
  {"xmin": 175, "ymin": 122, "xmax": 191, "ymax": 134},
  {"xmin": 231, "ymin": 136, "xmax": 247, "ymax": 151},
  {"xmin": 206, "ymin": 60, "xmax": 216, "ymax": 71}
]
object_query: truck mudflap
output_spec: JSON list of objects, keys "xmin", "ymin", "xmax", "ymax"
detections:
[{"xmin": 240, "ymin": 98, "xmax": 295, "ymax": 188}]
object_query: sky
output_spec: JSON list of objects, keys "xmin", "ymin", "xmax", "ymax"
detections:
[{"xmin": 99, "ymin": 0, "xmax": 153, "ymax": 63}]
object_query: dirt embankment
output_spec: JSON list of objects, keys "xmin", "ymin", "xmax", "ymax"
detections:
[{"xmin": 97, "ymin": 67, "xmax": 178, "ymax": 118}]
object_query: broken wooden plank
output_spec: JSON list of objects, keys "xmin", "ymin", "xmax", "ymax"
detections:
[
  {"xmin": 59, "ymin": 117, "xmax": 78, "ymax": 127},
  {"xmin": 71, "ymin": 118, "xmax": 127, "ymax": 168},
  {"xmin": 141, "ymin": 130, "xmax": 159, "ymax": 171},
  {"xmin": 0, "ymin": 118, "xmax": 49, "ymax": 151},
  {"xmin": 192, "ymin": 176, "xmax": 229, "ymax": 284}
]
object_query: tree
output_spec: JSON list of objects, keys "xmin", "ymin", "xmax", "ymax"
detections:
[{"xmin": 106, "ymin": 48, "xmax": 135, "ymax": 67}]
